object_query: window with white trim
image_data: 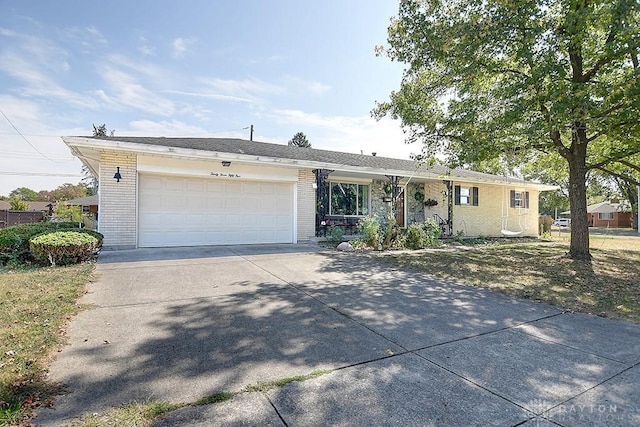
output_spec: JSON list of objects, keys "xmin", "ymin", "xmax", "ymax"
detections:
[
  {"xmin": 329, "ymin": 182, "xmax": 369, "ymax": 216},
  {"xmin": 598, "ymin": 212, "xmax": 614, "ymax": 220},
  {"xmin": 455, "ymin": 185, "xmax": 479, "ymax": 206},
  {"xmin": 510, "ymin": 190, "xmax": 530, "ymax": 208}
]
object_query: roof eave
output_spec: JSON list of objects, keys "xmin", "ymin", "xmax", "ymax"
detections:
[{"xmin": 62, "ymin": 137, "xmax": 559, "ymax": 190}]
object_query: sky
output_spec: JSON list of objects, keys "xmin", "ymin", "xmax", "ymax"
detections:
[{"xmin": 0, "ymin": 0, "xmax": 418, "ymax": 197}]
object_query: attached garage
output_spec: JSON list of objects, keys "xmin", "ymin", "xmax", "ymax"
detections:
[{"xmin": 138, "ymin": 175, "xmax": 295, "ymax": 247}]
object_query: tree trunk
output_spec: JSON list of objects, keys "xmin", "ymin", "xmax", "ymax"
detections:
[{"xmin": 567, "ymin": 131, "xmax": 591, "ymax": 260}]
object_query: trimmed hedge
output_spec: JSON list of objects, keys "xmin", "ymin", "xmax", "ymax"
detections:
[
  {"xmin": 30, "ymin": 231, "xmax": 99, "ymax": 267},
  {"xmin": 0, "ymin": 222, "xmax": 103, "ymax": 266}
]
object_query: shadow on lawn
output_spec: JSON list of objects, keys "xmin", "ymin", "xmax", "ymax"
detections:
[
  {"xmin": 34, "ymin": 249, "xmax": 640, "ymax": 425},
  {"xmin": 383, "ymin": 242, "xmax": 640, "ymax": 322}
]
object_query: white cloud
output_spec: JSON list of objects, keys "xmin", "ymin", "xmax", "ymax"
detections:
[
  {"xmin": 267, "ymin": 109, "xmax": 419, "ymax": 159},
  {"xmin": 126, "ymin": 119, "xmax": 210, "ymax": 136},
  {"xmin": 284, "ymin": 76, "xmax": 331, "ymax": 96},
  {"xmin": 0, "ymin": 51, "xmax": 98, "ymax": 109},
  {"xmin": 98, "ymin": 67, "xmax": 175, "ymax": 116},
  {"xmin": 198, "ymin": 77, "xmax": 284, "ymax": 104},
  {"xmin": 172, "ymin": 37, "xmax": 194, "ymax": 58},
  {"xmin": 164, "ymin": 89, "xmax": 254, "ymax": 104}
]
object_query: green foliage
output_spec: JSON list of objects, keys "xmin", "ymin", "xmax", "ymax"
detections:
[
  {"xmin": 0, "ymin": 222, "xmax": 101, "ymax": 267},
  {"xmin": 8, "ymin": 198, "xmax": 29, "ymax": 211},
  {"xmin": 53, "ymin": 203, "xmax": 83, "ymax": 222},
  {"xmin": 287, "ymin": 131, "xmax": 311, "ymax": 148},
  {"xmin": 8, "ymin": 187, "xmax": 39, "ymax": 201},
  {"xmin": 357, "ymin": 215, "xmax": 381, "ymax": 247},
  {"xmin": 405, "ymin": 223, "xmax": 427, "ymax": 249},
  {"xmin": 29, "ymin": 231, "xmax": 98, "ymax": 267},
  {"xmin": 326, "ymin": 225, "xmax": 344, "ymax": 243},
  {"xmin": 375, "ymin": 0, "xmax": 640, "ymax": 259},
  {"xmin": 381, "ymin": 215, "xmax": 402, "ymax": 250},
  {"xmin": 421, "ymin": 218, "xmax": 441, "ymax": 246}
]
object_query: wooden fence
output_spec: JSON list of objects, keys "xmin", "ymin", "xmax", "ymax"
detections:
[{"xmin": 0, "ymin": 210, "xmax": 45, "ymax": 229}]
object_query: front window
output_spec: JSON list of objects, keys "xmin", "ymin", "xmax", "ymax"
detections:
[
  {"xmin": 330, "ymin": 182, "xmax": 369, "ymax": 216},
  {"xmin": 598, "ymin": 212, "xmax": 614, "ymax": 220}
]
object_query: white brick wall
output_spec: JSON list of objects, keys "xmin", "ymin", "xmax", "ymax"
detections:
[
  {"xmin": 453, "ymin": 183, "xmax": 539, "ymax": 237},
  {"xmin": 99, "ymin": 152, "xmax": 137, "ymax": 249},
  {"xmin": 297, "ymin": 169, "xmax": 316, "ymax": 241}
]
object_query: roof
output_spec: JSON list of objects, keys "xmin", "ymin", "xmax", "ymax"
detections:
[
  {"xmin": 0, "ymin": 200, "xmax": 54, "ymax": 211},
  {"xmin": 587, "ymin": 200, "xmax": 631, "ymax": 214},
  {"xmin": 66, "ymin": 195, "xmax": 98, "ymax": 206},
  {"xmin": 63, "ymin": 136, "xmax": 557, "ymax": 189}
]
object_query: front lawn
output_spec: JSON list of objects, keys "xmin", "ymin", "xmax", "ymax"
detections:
[
  {"xmin": 381, "ymin": 234, "xmax": 640, "ymax": 323},
  {"xmin": 0, "ymin": 264, "xmax": 94, "ymax": 425}
]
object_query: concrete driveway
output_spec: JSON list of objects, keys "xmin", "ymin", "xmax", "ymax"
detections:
[{"xmin": 36, "ymin": 245, "xmax": 640, "ymax": 426}]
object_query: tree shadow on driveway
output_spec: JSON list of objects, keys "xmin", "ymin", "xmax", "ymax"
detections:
[{"xmin": 35, "ymin": 249, "xmax": 640, "ymax": 426}]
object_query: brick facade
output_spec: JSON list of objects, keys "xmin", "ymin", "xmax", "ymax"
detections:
[
  {"xmin": 99, "ymin": 152, "xmax": 137, "ymax": 249},
  {"xmin": 296, "ymin": 169, "xmax": 316, "ymax": 241},
  {"xmin": 452, "ymin": 183, "xmax": 539, "ymax": 237}
]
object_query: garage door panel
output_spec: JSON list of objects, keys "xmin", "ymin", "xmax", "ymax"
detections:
[{"xmin": 139, "ymin": 175, "xmax": 294, "ymax": 247}]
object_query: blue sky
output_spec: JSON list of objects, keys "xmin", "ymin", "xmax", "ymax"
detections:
[{"xmin": 0, "ymin": 0, "xmax": 415, "ymax": 197}]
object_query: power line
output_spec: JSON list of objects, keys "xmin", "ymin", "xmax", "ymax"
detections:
[
  {"xmin": 0, "ymin": 172, "xmax": 83, "ymax": 177},
  {"xmin": 0, "ymin": 108, "xmax": 63, "ymax": 163}
]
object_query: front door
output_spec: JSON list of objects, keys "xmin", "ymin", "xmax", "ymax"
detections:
[{"xmin": 395, "ymin": 189, "xmax": 405, "ymax": 227}]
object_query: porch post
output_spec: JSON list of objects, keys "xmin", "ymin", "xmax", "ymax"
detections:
[
  {"xmin": 445, "ymin": 180, "xmax": 453, "ymax": 236},
  {"xmin": 313, "ymin": 169, "xmax": 333, "ymax": 236},
  {"xmin": 386, "ymin": 175, "xmax": 401, "ymax": 220}
]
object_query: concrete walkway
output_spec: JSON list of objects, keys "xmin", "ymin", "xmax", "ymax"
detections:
[{"xmin": 35, "ymin": 245, "xmax": 640, "ymax": 426}]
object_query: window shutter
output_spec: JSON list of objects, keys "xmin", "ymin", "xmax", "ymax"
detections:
[
  {"xmin": 525, "ymin": 191, "xmax": 530, "ymax": 209},
  {"xmin": 454, "ymin": 185, "xmax": 461, "ymax": 205},
  {"xmin": 510, "ymin": 190, "xmax": 516, "ymax": 208},
  {"xmin": 472, "ymin": 187, "xmax": 479, "ymax": 206}
]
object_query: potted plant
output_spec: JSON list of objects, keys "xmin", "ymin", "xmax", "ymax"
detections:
[{"xmin": 424, "ymin": 198, "xmax": 438, "ymax": 208}]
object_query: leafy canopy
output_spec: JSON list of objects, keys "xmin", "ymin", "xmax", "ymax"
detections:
[{"xmin": 374, "ymin": 0, "xmax": 640, "ymax": 167}]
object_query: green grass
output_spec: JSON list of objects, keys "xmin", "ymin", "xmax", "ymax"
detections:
[
  {"xmin": 67, "ymin": 370, "xmax": 333, "ymax": 427},
  {"xmin": 0, "ymin": 263, "xmax": 94, "ymax": 425},
  {"xmin": 381, "ymin": 234, "xmax": 640, "ymax": 323},
  {"xmin": 67, "ymin": 401, "xmax": 182, "ymax": 427},
  {"xmin": 243, "ymin": 369, "xmax": 332, "ymax": 393}
]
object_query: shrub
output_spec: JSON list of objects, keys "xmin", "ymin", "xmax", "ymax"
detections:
[
  {"xmin": 53, "ymin": 203, "xmax": 82, "ymax": 223},
  {"xmin": 381, "ymin": 216, "xmax": 402, "ymax": 250},
  {"xmin": 422, "ymin": 218, "xmax": 441, "ymax": 247},
  {"xmin": 405, "ymin": 223, "xmax": 427, "ymax": 249},
  {"xmin": 30, "ymin": 231, "xmax": 99, "ymax": 267},
  {"xmin": 0, "ymin": 222, "xmax": 101, "ymax": 267},
  {"xmin": 326, "ymin": 225, "xmax": 344, "ymax": 243},
  {"xmin": 357, "ymin": 215, "xmax": 380, "ymax": 248},
  {"xmin": 9, "ymin": 197, "xmax": 29, "ymax": 211}
]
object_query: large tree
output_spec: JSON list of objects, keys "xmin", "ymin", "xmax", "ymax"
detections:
[
  {"xmin": 288, "ymin": 132, "xmax": 312, "ymax": 148},
  {"xmin": 374, "ymin": 0, "xmax": 640, "ymax": 259},
  {"xmin": 9, "ymin": 187, "xmax": 39, "ymax": 201}
]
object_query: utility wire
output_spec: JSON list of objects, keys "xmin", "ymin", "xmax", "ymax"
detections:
[
  {"xmin": 0, "ymin": 108, "xmax": 63, "ymax": 163},
  {"xmin": 0, "ymin": 171, "xmax": 83, "ymax": 177}
]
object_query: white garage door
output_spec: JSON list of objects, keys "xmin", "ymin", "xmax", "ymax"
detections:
[{"xmin": 138, "ymin": 175, "xmax": 294, "ymax": 247}]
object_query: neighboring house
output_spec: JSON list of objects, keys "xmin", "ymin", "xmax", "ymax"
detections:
[
  {"xmin": 66, "ymin": 195, "xmax": 99, "ymax": 218},
  {"xmin": 63, "ymin": 136, "xmax": 556, "ymax": 249},
  {"xmin": 587, "ymin": 200, "xmax": 632, "ymax": 228}
]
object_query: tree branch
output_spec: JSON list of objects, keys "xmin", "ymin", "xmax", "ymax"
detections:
[
  {"xmin": 619, "ymin": 159, "xmax": 640, "ymax": 174},
  {"xmin": 588, "ymin": 148, "xmax": 640, "ymax": 170},
  {"xmin": 595, "ymin": 166, "xmax": 640, "ymax": 187}
]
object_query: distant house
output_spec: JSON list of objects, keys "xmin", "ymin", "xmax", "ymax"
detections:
[
  {"xmin": 63, "ymin": 136, "xmax": 556, "ymax": 249},
  {"xmin": 587, "ymin": 200, "xmax": 632, "ymax": 228},
  {"xmin": 66, "ymin": 195, "xmax": 99, "ymax": 218}
]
